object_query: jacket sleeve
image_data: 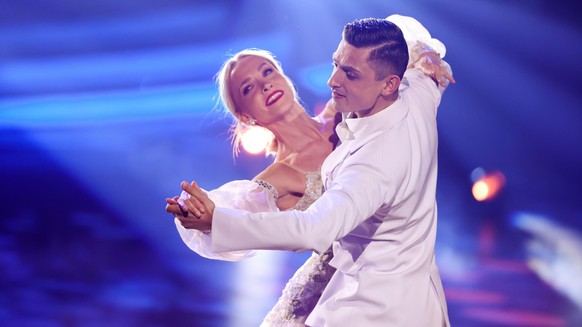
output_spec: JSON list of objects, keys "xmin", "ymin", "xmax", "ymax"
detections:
[{"xmin": 211, "ymin": 140, "xmax": 404, "ymax": 255}]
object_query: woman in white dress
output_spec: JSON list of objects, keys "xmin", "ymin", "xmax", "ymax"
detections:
[{"xmin": 167, "ymin": 48, "xmax": 340, "ymax": 325}]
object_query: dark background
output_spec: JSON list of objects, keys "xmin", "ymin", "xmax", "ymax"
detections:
[{"xmin": 1, "ymin": 0, "xmax": 581, "ymax": 326}]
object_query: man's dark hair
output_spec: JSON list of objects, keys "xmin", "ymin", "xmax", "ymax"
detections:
[{"xmin": 343, "ymin": 18, "xmax": 408, "ymax": 80}]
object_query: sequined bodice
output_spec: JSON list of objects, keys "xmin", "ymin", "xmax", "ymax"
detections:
[
  {"xmin": 255, "ymin": 169, "xmax": 335, "ymax": 326},
  {"xmin": 289, "ymin": 170, "xmax": 323, "ymax": 211},
  {"xmin": 253, "ymin": 169, "xmax": 323, "ymax": 211}
]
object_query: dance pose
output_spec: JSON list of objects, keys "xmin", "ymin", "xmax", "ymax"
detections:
[{"xmin": 167, "ymin": 16, "xmax": 452, "ymax": 326}]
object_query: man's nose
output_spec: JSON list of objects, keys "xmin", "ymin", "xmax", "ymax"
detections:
[{"xmin": 327, "ymin": 68, "xmax": 340, "ymax": 89}]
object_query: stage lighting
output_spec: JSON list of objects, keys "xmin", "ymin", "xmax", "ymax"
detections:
[
  {"xmin": 471, "ymin": 169, "xmax": 506, "ymax": 202},
  {"xmin": 241, "ymin": 126, "xmax": 273, "ymax": 155}
]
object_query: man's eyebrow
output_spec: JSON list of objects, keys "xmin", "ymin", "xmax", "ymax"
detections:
[
  {"xmin": 339, "ymin": 63, "xmax": 360, "ymax": 76},
  {"xmin": 332, "ymin": 54, "xmax": 360, "ymax": 74},
  {"xmin": 344, "ymin": 65, "xmax": 359, "ymax": 73}
]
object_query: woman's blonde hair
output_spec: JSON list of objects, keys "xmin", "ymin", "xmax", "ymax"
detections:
[{"xmin": 215, "ymin": 48, "xmax": 299, "ymax": 156}]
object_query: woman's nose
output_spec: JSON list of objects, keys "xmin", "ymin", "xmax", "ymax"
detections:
[{"xmin": 263, "ymin": 83, "xmax": 273, "ymax": 92}]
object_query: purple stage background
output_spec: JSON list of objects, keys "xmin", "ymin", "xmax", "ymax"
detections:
[{"xmin": 1, "ymin": 1, "xmax": 581, "ymax": 326}]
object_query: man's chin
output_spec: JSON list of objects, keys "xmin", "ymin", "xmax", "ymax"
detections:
[{"xmin": 331, "ymin": 99, "xmax": 350, "ymax": 113}]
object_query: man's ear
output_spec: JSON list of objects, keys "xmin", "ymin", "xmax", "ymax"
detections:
[{"xmin": 381, "ymin": 75, "xmax": 401, "ymax": 96}]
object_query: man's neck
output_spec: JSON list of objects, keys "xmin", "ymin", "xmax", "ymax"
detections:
[
  {"xmin": 352, "ymin": 96, "xmax": 398, "ymax": 119},
  {"xmin": 348, "ymin": 100, "xmax": 396, "ymax": 118}
]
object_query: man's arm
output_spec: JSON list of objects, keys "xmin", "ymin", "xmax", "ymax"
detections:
[
  {"xmin": 180, "ymin": 145, "xmax": 400, "ymax": 254},
  {"xmin": 388, "ymin": 14, "xmax": 455, "ymax": 92}
]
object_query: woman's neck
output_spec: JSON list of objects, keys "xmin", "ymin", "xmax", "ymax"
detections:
[{"xmin": 263, "ymin": 105, "xmax": 333, "ymax": 164}]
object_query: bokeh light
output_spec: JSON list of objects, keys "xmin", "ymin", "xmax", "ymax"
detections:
[
  {"xmin": 241, "ymin": 126, "xmax": 273, "ymax": 155},
  {"xmin": 471, "ymin": 169, "xmax": 506, "ymax": 202}
]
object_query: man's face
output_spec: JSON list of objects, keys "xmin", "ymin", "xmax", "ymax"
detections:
[{"xmin": 328, "ymin": 40, "xmax": 388, "ymax": 118}]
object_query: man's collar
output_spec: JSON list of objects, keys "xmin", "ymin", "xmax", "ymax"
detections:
[{"xmin": 335, "ymin": 95, "xmax": 408, "ymax": 142}]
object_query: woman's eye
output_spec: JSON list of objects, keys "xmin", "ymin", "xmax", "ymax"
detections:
[
  {"xmin": 263, "ymin": 68, "xmax": 273, "ymax": 77},
  {"xmin": 242, "ymin": 85, "xmax": 253, "ymax": 95}
]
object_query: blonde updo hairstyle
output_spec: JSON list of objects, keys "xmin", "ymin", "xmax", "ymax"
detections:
[{"xmin": 215, "ymin": 49, "xmax": 299, "ymax": 156}]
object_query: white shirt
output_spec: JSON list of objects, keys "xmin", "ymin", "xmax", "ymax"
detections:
[{"xmin": 211, "ymin": 68, "xmax": 450, "ymax": 326}]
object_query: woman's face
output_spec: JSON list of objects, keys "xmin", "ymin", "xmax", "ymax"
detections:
[{"xmin": 228, "ymin": 55, "xmax": 294, "ymax": 125}]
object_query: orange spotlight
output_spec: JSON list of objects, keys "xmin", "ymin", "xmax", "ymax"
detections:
[
  {"xmin": 241, "ymin": 127, "xmax": 272, "ymax": 155},
  {"xmin": 472, "ymin": 170, "xmax": 506, "ymax": 202}
]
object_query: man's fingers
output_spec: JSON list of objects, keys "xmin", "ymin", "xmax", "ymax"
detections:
[
  {"xmin": 191, "ymin": 181, "xmax": 203, "ymax": 192},
  {"xmin": 181, "ymin": 181, "xmax": 199, "ymax": 195},
  {"xmin": 191, "ymin": 182, "xmax": 215, "ymax": 212},
  {"xmin": 188, "ymin": 182, "xmax": 207, "ymax": 214},
  {"xmin": 180, "ymin": 180, "xmax": 215, "ymax": 224},
  {"xmin": 185, "ymin": 198, "xmax": 204, "ymax": 218},
  {"xmin": 181, "ymin": 181, "xmax": 210, "ymax": 211},
  {"xmin": 177, "ymin": 216, "xmax": 196, "ymax": 229},
  {"xmin": 176, "ymin": 215, "xmax": 210, "ymax": 231}
]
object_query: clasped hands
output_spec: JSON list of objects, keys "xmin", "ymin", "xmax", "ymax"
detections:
[
  {"xmin": 411, "ymin": 51, "xmax": 456, "ymax": 88},
  {"xmin": 165, "ymin": 181, "xmax": 215, "ymax": 232}
]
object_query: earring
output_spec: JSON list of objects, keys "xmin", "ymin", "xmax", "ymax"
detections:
[{"xmin": 247, "ymin": 119, "xmax": 257, "ymax": 126}]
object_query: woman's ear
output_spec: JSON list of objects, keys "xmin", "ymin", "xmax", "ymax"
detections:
[
  {"xmin": 381, "ymin": 75, "xmax": 401, "ymax": 96},
  {"xmin": 240, "ymin": 113, "xmax": 253, "ymax": 124}
]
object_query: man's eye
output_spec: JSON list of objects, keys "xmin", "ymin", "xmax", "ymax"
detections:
[
  {"xmin": 346, "ymin": 72, "xmax": 357, "ymax": 80},
  {"xmin": 242, "ymin": 85, "xmax": 253, "ymax": 95}
]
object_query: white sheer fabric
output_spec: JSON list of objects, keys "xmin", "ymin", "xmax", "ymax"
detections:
[
  {"xmin": 387, "ymin": 14, "xmax": 447, "ymax": 62},
  {"xmin": 174, "ymin": 180, "xmax": 278, "ymax": 261}
]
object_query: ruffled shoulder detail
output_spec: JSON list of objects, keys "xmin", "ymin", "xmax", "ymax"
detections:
[
  {"xmin": 205, "ymin": 179, "xmax": 279, "ymax": 212},
  {"xmin": 175, "ymin": 180, "xmax": 279, "ymax": 261},
  {"xmin": 386, "ymin": 14, "xmax": 447, "ymax": 61}
]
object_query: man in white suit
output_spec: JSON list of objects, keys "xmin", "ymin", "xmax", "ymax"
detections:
[{"xmin": 169, "ymin": 16, "xmax": 454, "ymax": 326}]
